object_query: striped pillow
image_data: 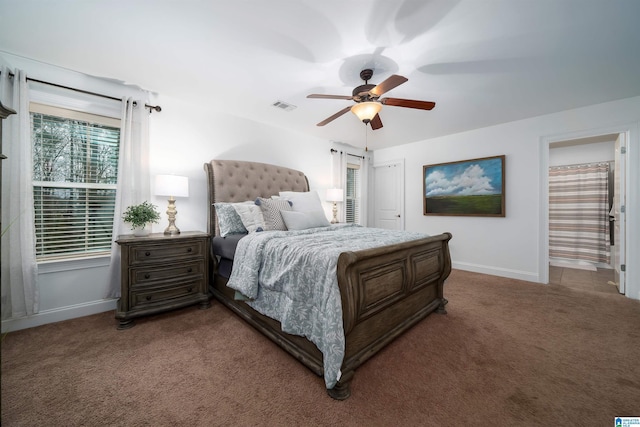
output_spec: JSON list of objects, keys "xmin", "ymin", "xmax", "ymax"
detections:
[{"xmin": 256, "ymin": 197, "xmax": 293, "ymax": 231}]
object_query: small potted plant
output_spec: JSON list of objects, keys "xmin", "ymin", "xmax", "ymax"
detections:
[{"xmin": 122, "ymin": 201, "xmax": 161, "ymax": 236}]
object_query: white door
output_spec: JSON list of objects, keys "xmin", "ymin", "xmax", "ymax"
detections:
[
  {"xmin": 613, "ymin": 133, "xmax": 626, "ymax": 294},
  {"xmin": 373, "ymin": 160, "xmax": 404, "ymax": 230}
]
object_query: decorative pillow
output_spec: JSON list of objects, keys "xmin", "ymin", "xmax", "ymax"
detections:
[
  {"xmin": 255, "ymin": 197, "xmax": 293, "ymax": 231},
  {"xmin": 214, "ymin": 203, "xmax": 248, "ymax": 237},
  {"xmin": 233, "ymin": 203, "xmax": 265, "ymax": 233},
  {"xmin": 280, "ymin": 210, "xmax": 330, "ymax": 230},
  {"xmin": 279, "ymin": 190, "xmax": 323, "ymax": 213}
]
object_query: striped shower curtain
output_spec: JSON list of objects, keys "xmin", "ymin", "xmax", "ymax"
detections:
[{"xmin": 549, "ymin": 163, "xmax": 610, "ymax": 264}]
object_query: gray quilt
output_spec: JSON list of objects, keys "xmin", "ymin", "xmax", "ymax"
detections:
[{"xmin": 226, "ymin": 224, "xmax": 427, "ymax": 389}]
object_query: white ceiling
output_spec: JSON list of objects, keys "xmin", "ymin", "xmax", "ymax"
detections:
[{"xmin": 1, "ymin": 0, "xmax": 639, "ymax": 150}]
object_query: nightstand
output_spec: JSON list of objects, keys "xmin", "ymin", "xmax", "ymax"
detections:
[{"xmin": 115, "ymin": 231, "xmax": 211, "ymax": 329}]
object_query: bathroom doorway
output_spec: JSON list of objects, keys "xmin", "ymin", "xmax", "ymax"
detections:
[{"xmin": 547, "ymin": 133, "xmax": 625, "ymax": 294}]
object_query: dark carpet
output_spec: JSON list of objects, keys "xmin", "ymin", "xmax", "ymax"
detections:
[{"xmin": 2, "ymin": 270, "xmax": 639, "ymax": 426}]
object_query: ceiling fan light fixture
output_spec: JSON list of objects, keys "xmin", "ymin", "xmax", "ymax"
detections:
[{"xmin": 351, "ymin": 101, "xmax": 382, "ymax": 123}]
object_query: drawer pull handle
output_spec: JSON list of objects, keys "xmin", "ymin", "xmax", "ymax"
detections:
[
  {"xmin": 144, "ymin": 273, "xmax": 150, "ymax": 279},
  {"xmin": 187, "ymin": 267, "xmax": 193, "ymax": 273},
  {"xmin": 146, "ymin": 296, "xmax": 152, "ymax": 301},
  {"xmin": 187, "ymin": 248, "xmax": 193, "ymax": 253},
  {"xmin": 145, "ymin": 251, "xmax": 151, "ymax": 256}
]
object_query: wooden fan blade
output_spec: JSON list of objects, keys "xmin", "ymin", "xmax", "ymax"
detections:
[
  {"xmin": 307, "ymin": 94, "xmax": 354, "ymax": 100},
  {"xmin": 369, "ymin": 75, "xmax": 408, "ymax": 96},
  {"xmin": 370, "ymin": 113, "xmax": 383, "ymax": 130},
  {"xmin": 316, "ymin": 106, "xmax": 352, "ymax": 126},
  {"xmin": 381, "ymin": 97, "xmax": 436, "ymax": 110}
]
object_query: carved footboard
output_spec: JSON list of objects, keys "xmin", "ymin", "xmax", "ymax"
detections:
[{"xmin": 329, "ymin": 232, "xmax": 452, "ymax": 399}]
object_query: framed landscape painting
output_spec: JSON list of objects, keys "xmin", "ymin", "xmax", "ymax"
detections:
[{"xmin": 423, "ymin": 155, "xmax": 505, "ymax": 217}]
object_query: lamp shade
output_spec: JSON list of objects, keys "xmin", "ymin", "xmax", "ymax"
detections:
[
  {"xmin": 155, "ymin": 175, "xmax": 189, "ymax": 197},
  {"xmin": 326, "ymin": 188, "xmax": 344, "ymax": 202},
  {"xmin": 350, "ymin": 101, "xmax": 382, "ymax": 122}
]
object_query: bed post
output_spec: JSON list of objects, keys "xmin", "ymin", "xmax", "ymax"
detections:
[
  {"xmin": 327, "ymin": 378, "xmax": 352, "ymax": 400},
  {"xmin": 203, "ymin": 162, "xmax": 218, "ymax": 281},
  {"xmin": 436, "ymin": 232, "xmax": 453, "ymax": 314}
]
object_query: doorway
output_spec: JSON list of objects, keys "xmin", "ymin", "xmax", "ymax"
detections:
[{"xmin": 547, "ymin": 133, "xmax": 625, "ymax": 294}]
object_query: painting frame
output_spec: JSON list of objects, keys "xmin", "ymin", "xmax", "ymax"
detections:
[{"xmin": 423, "ymin": 155, "xmax": 505, "ymax": 217}]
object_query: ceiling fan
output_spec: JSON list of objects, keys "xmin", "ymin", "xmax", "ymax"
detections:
[{"xmin": 307, "ymin": 69, "xmax": 436, "ymax": 130}]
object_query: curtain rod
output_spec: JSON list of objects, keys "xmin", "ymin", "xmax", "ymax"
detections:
[
  {"xmin": 329, "ymin": 148, "xmax": 365, "ymax": 159},
  {"xmin": 3, "ymin": 71, "xmax": 161, "ymax": 113},
  {"xmin": 550, "ymin": 161, "xmax": 611, "ymax": 169}
]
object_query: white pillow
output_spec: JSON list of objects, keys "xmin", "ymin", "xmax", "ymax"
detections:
[
  {"xmin": 280, "ymin": 210, "xmax": 330, "ymax": 230},
  {"xmin": 233, "ymin": 203, "xmax": 265, "ymax": 233},
  {"xmin": 279, "ymin": 190, "xmax": 323, "ymax": 213}
]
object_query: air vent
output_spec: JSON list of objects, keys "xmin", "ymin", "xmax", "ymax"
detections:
[{"xmin": 272, "ymin": 100, "xmax": 297, "ymax": 112}]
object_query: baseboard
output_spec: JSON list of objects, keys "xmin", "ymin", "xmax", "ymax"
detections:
[
  {"xmin": 1, "ymin": 299, "xmax": 117, "ymax": 333},
  {"xmin": 452, "ymin": 261, "xmax": 540, "ymax": 283}
]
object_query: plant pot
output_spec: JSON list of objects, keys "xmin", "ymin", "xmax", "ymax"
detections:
[{"xmin": 132, "ymin": 225, "xmax": 150, "ymax": 237}]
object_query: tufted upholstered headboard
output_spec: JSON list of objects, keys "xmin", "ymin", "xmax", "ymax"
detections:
[{"xmin": 203, "ymin": 159, "xmax": 310, "ymax": 237}]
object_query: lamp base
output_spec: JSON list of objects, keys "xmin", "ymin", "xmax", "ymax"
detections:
[
  {"xmin": 164, "ymin": 197, "xmax": 181, "ymax": 235},
  {"xmin": 331, "ymin": 202, "xmax": 338, "ymax": 224},
  {"xmin": 163, "ymin": 225, "xmax": 181, "ymax": 236}
]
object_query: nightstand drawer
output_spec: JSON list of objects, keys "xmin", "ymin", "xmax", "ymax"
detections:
[
  {"xmin": 131, "ymin": 281, "xmax": 201, "ymax": 308},
  {"xmin": 130, "ymin": 261, "xmax": 203, "ymax": 286},
  {"xmin": 129, "ymin": 240, "xmax": 205, "ymax": 265}
]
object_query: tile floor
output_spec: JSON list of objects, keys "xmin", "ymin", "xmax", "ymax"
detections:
[{"xmin": 549, "ymin": 265, "xmax": 620, "ymax": 295}]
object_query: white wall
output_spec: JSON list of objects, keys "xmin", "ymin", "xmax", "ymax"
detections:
[
  {"xmin": 373, "ymin": 96, "xmax": 640, "ymax": 301},
  {"xmin": 147, "ymin": 93, "xmax": 335, "ymax": 236},
  {"xmin": 549, "ymin": 140, "xmax": 615, "ymax": 166}
]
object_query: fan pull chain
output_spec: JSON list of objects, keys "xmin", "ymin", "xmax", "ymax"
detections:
[{"xmin": 364, "ymin": 122, "xmax": 368, "ymax": 152}]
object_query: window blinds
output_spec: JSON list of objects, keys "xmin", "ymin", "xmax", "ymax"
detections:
[
  {"xmin": 31, "ymin": 105, "xmax": 121, "ymax": 260},
  {"xmin": 346, "ymin": 164, "xmax": 360, "ymax": 224}
]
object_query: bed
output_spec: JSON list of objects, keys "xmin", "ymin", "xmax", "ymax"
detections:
[{"xmin": 204, "ymin": 159, "xmax": 452, "ymax": 399}]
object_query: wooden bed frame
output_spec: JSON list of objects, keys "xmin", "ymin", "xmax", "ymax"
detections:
[{"xmin": 204, "ymin": 159, "xmax": 452, "ymax": 399}]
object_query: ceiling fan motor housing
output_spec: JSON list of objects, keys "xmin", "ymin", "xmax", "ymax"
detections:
[
  {"xmin": 352, "ymin": 84, "xmax": 376, "ymax": 101},
  {"xmin": 352, "ymin": 69, "xmax": 377, "ymax": 102}
]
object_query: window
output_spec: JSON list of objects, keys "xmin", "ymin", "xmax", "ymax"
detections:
[
  {"xmin": 346, "ymin": 163, "xmax": 361, "ymax": 224},
  {"xmin": 31, "ymin": 103, "xmax": 121, "ymax": 261}
]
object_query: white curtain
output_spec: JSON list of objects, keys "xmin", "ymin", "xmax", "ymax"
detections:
[
  {"xmin": 330, "ymin": 146, "xmax": 371, "ymax": 225},
  {"xmin": 0, "ymin": 68, "xmax": 39, "ymax": 320},
  {"xmin": 106, "ymin": 98, "xmax": 150, "ymax": 298},
  {"xmin": 331, "ymin": 149, "xmax": 348, "ymax": 223}
]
